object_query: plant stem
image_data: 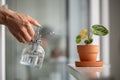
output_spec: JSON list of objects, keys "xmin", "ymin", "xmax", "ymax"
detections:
[{"xmin": 88, "ymin": 26, "xmax": 91, "ymax": 39}]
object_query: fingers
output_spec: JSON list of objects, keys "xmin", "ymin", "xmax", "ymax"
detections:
[
  {"xmin": 27, "ymin": 16, "xmax": 40, "ymax": 26},
  {"xmin": 9, "ymin": 28, "xmax": 27, "ymax": 43},
  {"xmin": 20, "ymin": 27, "xmax": 32, "ymax": 42},
  {"xmin": 8, "ymin": 26, "xmax": 33, "ymax": 43},
  {"xmin": 15, "ymin": 33, "xmax": 27, "ymax": 43},
  {"xmin": 25, "ymin": 23, "xmax": 35, "ymax": 38}
]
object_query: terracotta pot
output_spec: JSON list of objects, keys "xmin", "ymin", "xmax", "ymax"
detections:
[{"xmin": 77, "ymin": 45, "xmax": 99, "ymax": 62}]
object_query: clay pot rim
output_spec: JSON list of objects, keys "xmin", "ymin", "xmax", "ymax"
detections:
[{"xmin": 77, "ymin": 45, "xmax": 99, "ymax": 47}]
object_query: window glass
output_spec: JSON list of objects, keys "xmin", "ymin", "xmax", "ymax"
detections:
[{"xmin": 6, "ymin": 0, "xmax": 89, "ymax": 80}]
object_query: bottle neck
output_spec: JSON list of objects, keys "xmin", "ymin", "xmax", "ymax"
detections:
[
  {"xmin": 34, "ymin": 27, "xmax": 42, "ymax": 43},
  {"xmin": 30, "ymin": 26, "xmax": 43, "ymax": 52}
]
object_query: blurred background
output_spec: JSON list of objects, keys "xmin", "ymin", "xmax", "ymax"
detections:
[{"xmin": 0, "ymin": 0, "xmax": 119, "ymax": 80}]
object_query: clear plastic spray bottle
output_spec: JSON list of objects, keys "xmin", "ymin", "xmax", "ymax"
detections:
[{"xmin": 20, "ymin": 26, "xmax": 45, "ymax": 69}]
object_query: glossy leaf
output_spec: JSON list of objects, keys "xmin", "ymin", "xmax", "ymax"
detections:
[
  {"xmin": 84, "ymin": 38, "xmax": 93, "ymax": 44},
  {"xmin": 91, "ymin": 25, "xmax": 109, "ymax": 36},
  {"xmin": 76, "ymin": 35, "xmax": 81, "ymax": 44}
]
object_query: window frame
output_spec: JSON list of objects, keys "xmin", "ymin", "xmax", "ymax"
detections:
[{"xmin": 0, "ymin": 0, "xmax": 6, "ymax": 80}]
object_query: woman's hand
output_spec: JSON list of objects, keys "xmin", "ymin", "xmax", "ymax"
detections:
[{"xmin": 3, "ymin": 9, "xmax": 40, "ymax": 43}]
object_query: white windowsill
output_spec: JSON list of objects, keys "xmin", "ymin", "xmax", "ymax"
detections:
[{"xmin": 66, "ymin": 64, "xmax": 112, "ymax": 80}]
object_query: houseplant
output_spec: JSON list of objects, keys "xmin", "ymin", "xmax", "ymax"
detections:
[{"xmin": 75, "ymin": 24, "xmax": 109, "ymax": 67}]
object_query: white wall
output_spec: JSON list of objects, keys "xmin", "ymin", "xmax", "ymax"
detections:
[{"xmin": 110, "ymin": 0, "xmax": 120, "ymax": 80}]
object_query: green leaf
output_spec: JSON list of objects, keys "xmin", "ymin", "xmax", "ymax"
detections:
[
  {"xmin": 91, "ymin": 24, "xmax": 109, "ymax": 36},
  {"xmin": 84, "ymin": 38, "xmax": 93, "ymax": 45},
  {"xmin": 84, "ymin": 40, "xmax": 89, "ymax": 44},
  {"xmin": 88, "ymin": 38, "xmax": 93, "ymax": 44},
  {"xmin": 76, "ymin": 35, "xmax": 81, "ymax": 44}
]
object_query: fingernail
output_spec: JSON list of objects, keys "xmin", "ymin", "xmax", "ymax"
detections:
[
  {"xmin": 37, "ymin": 23, "xmax": 41, "ymax": 27},
  {"xmin": 35, "ymin": 21, "xmax": 41, "ymax": 26}
]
